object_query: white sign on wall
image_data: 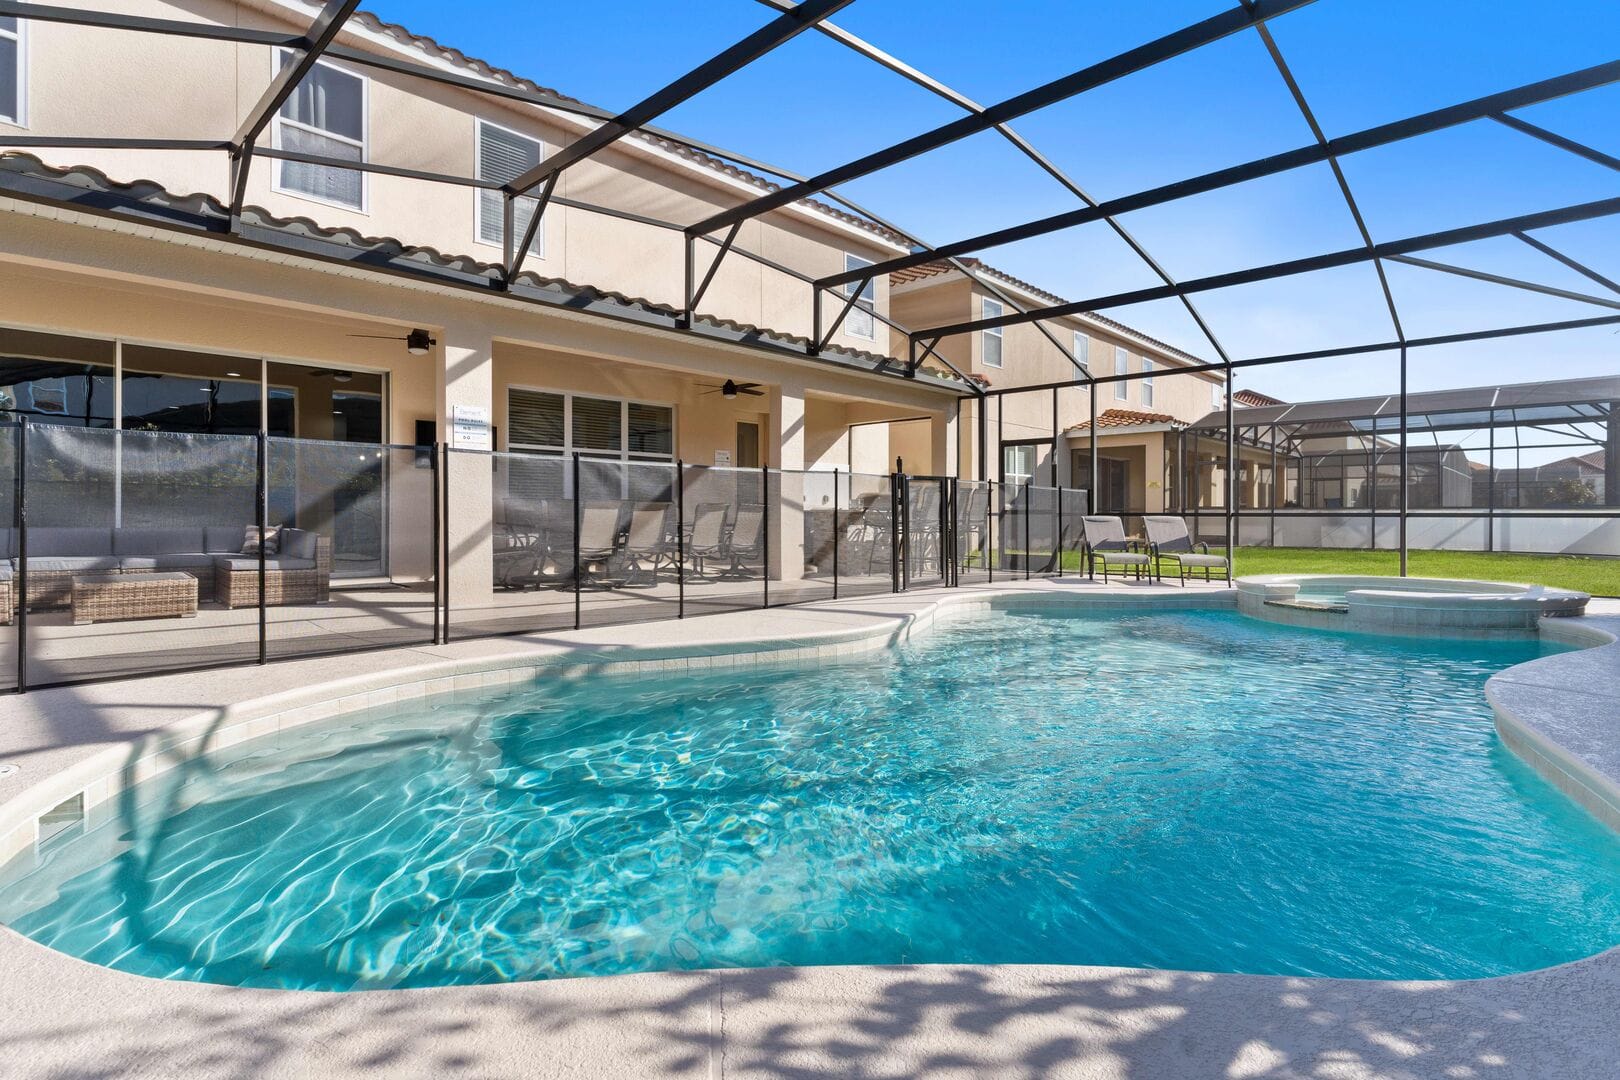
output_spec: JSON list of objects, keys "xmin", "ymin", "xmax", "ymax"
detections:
[
  {"xmin": 713, "ymin": 449, "xmax": 732, "ymax": 467},
  {"xmin": 451, "ymin": 404, "xmax": 492, "ymax": 451}
]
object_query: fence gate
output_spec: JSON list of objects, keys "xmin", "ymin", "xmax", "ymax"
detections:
[{"xmin": 895, "ymin": 474, "xmax": 953, "ymax": 591}]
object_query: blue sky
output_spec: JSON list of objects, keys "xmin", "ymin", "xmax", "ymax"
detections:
[{"xmin": 370, "ymin": 0, "xmax": 1620, "ymax": 402}]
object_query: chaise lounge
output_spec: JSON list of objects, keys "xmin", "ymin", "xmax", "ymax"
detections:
[
  {"xmin": 1080, "ymin": 515, "xmax": 1155, "ymax": 584},
  {"xmin": 1143, "ymin": 515, "xmax": 1231, "ymax": 586}
]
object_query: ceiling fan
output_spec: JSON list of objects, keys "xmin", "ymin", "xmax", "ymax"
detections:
[
  {"xmin": 699, "ymin": 379, "xmax": 764, "ymax": 399},
  {"xmin": 346, "ymin": 328, "xmax": 437, "ymax": 355}
]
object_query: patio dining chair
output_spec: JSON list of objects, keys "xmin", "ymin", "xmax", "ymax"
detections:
[
  {"xmin": 715, "ymin": 505, "xmax": 766, "ymax": 579},
  {"xmin": 1081, "ymin": 515, "xmax": 1155, "ymax": 584},
  {"xmin": 1143, "ymin": 514, "xmax": 1231, "ymax": 586},
  {"xmin": 686, "ymin": 503, "xmax": 732, "ymax": 579},
  {"xmin": 575, "ymin": 502, "xmax": 625, "ymax": 586}
]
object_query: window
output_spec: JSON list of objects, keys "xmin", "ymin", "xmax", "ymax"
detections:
[
  {"xmin": 507, "ymin": 388, "xmax": 674, "ymax": 461},
  {"xmin": 272, "ymin": 51, "xmax": 366, "ymax": 209},
  {"xmin": 1114, "ymin": 346, "xmax": 1128, "ymax": 401},
  {"xmin": 1002, "ymin": 443, "xmax": 1035, "ymax": 487},
  {"xmin": 1072, "ymin": 330, "xmax": 1089, "ymax": 373},
  {"xmin": 843, "ymin": 254, "xmax": 876, "ymax": 339},
  {"xmin": 477, "ymin": 120, "xmax": 544, "ymax": 256},
  {"xmin": 1213, "ymin": 381, "xmax": 1223, "ymax": 409},
  {"xmin": 0, "ymin": 15, "xmax": 23, "ymax": 126},
  {"xmin": 982, "ymin": 298, "xmax": 1003, "ymax": 368},
  {"xmin": 1142, "ymin": 358, "xmax": 1155, "ymax": 407}
]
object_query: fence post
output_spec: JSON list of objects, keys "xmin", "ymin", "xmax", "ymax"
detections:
[
  {"xmin": 440, "ymin": 444, "xmax": 453, "ymax": 643},
  {"xmin": 900, "ymin": 473, "xmax": 912, "ymax": 591},
  {"xmin": 1023, "ymin": 482, "xmax": 1031, "ymax": 581},
  {"xmin": 948, "ymin": 478, "xmax": 958, "ymax": 588},
  {"xmin": 1056, "ymin": 488, "xmax": 1065, "ymax": 578},
  {"xmin": 831, "ymin": 467, "xmax": 840, "ymax": 600},
  {"xmin": 431, "ymin": 442, "xmax": 442, "ymax": 645},
  {"xmin": 987, "ymin": 479, "xmax": 994, "ymax": 585},
  {"xmin": 14, "ymin": 418, "xmax": 27, "ymax": 693},
  {"xmin": 572, "ymin": 452, "xmax": 582, "ymax": 631},
  {"xmin": 761, "ymin": 462, "xmax": 770, "ymax": 609},
  {"xmin": 256, "ymin": 431, "xmax": 268, "ymax": 665},
  {"xmin": 676, "ymin": 459, "xmax": 686, "ymax": 619}
]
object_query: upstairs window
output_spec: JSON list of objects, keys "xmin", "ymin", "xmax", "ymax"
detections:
[
  {"xmin": 1213, "ymin": 381, "xmax": 1223, "ymax": 410},
  {"xmin": 1072, "ymin": 329, "xmax": 1089, "ymax": 373},
  {"xmin": 273, "ymin": 52, "xmax": 366, "ymax": 210},
  {"xmin": 982, "ymin": 298, "xmax": 1003, "ymax": 368},
  {"xmin": 843, "ymin": 253, "xmax": 876, "ymax": 339},
  {"xmin": 0, "ymin": 16, "xmax": 23, "ymax": 126},
  {"xmin": 1114, "ymin": 346, "xmax": 1128, "ymax": 400},
  {"xmin": 1142, "ymin": 358, "xmax": 1155, "ymax": 407},
  {"xmin": 478, "ymin": 120, "xmax": 545, "ymax": 256}
]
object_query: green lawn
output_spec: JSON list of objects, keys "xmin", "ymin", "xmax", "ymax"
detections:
[
  {"xmin": 1220, "ymin": 547, "xmax": 1620, "ymax": 597},
  {"xmin": 1052, "ymin": 546, "xmax": 1620, "ymax": 595}
]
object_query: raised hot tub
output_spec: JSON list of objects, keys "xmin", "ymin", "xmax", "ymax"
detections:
[{"xmin": 1237, "ymin": 574, "xmax": 1589, "ymax": 636}]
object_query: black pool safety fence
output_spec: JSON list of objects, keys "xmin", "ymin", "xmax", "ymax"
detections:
[{"xmin": 0, "ymin": 420, "xmax": 1089, "ymax": 693}]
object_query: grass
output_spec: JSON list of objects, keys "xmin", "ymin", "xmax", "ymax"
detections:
[{"xmin": 1053, "ymin": 546, "xmax": 1620, "ymax": 595}]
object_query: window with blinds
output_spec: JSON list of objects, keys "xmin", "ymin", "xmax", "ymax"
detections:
[
  {"xmin": 507, "ymin": 389, "xmax": 673, "ymax": 462},
  {"xmin": 1114, "ymin": 346, "xmax": 1129, "ymax": 401},
  {"xmin": 843, "ymin": 253, "xmax": 876, "ymax": 340},
  {"xmin": 273, "ymin": 52, "xmax": 365, "ymax": 209},
  {"xmin": 478, "ymin": 121, "xmax": 544, "ymax": 254},
  {"xmin": 1073, "ymin": 330, "xmax": 1090, "ymax": 373},
  {"xmin": 1142, "ymin": 358, "xmax": 1155, "ymax": 407}
]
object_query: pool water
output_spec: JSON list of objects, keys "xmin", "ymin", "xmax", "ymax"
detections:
[{"xmin": 3, "ymin": 609, "xmax": 1619, "ymax": 990}]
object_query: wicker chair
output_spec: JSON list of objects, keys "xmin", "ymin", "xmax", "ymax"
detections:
[{"xmin": 215, "ymin": 533, "xmax": 333, "ymax": 609}]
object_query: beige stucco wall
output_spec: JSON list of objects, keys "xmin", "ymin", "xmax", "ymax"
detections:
[{"xmin": 0, "ymin": 0, "xmax": 902, "ymax": 353}]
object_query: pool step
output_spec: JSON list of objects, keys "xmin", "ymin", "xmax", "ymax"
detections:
[{"xmin": 1264, "ymin": 598, "xmax": 1348, "ymax": 614}]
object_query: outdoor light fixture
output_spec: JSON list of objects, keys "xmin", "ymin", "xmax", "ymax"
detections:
[
  {"xmin": 723, "ymin": 380, "xmax": 738, "ymax": 399},
  {"xmin": 406, "ymin": 329, "xmax": 435, "ymax": 355}
]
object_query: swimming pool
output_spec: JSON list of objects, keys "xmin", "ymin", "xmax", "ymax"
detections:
[{"xmin": 2, "ymin": 608, "xmax": 1617, "ymax": 990}]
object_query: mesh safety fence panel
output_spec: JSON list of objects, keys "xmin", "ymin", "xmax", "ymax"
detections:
[
  {"xmin": 0, "ymin": 425, "xmax": 15, "ymax": 689},
  {"xmin": 21, "ymin": 425, "xmax": 259, "ymax": 686},
  {"xmin": 838, "ymin": 472, "xmax": 895, "ymax": 598},
  {"xmin": 576, "ymin": 458, "xmax": 681, "ymax": 629},
  {"xmin": 955, "ymin": 480, "xmax": 991, "ymax": 585},
  {"xmin": 777, "ymin": 469, "xmax": 834, "ymax": 607},
  {"xmin": 1025, "ymin": 484, "xmax": 1060, "ymax": 577},
  {"xmin": 1058, "ymin": 487, "xmax": 1089, "ymax": 574},
  {"xmin": 446, "ymin": 449, "xmax": 574, "ymax": 639},
  {"xmin": 903, "ymin": 476, "xmax": 948, "ymax": 589},
  {"xmin": 264, "ymin": 438, "xmax": 435, "ymax": 660},
  {"xmin": 680, "ymin": 463, "xmax": 766, "ymax": 618}
]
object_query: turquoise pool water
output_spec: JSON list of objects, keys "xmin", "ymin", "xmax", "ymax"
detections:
[{"xmin": 3, "ymin": 609, "xmax": 1619, "ymax": 990}]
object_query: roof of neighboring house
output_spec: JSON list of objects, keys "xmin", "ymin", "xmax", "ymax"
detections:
[
  {"xmin": 1234, "ymin": 388, "xmax": 1285, "ymax": 407},
  {"xmin": 0, "ymin": 153, "xmax": 972, "ymax": 391},
  {"xmin": 888, "ymin": 258, "xmax": 1210, "ymax": 368},
  {"xmin": 322, "ymin": 5, "xmax": 907, "ymax": 249},
  {"xmin": 1065, "ymin": 408, "xmax": 1182, "ymax": 433}
]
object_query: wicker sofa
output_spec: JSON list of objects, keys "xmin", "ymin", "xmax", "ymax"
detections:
[{"xmin": 0, "ymin": 525, "xmax": 331, "ymax": 616}]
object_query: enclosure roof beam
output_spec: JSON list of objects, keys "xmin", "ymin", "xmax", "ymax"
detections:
[
  {"xmin": 1387, "ymin": 254, "xmax": 1620, "ymax": 312},
  {"xmin": 815, "ymin": 59, "xmax": 1620, "ymax": 292},
  {"xmin": 687, "ymin": 0, "xmax": 1316, "ymax": 238},
  {"xmin": 916, "ymin": 196, "xmax": 1620, "ymax": 340}
]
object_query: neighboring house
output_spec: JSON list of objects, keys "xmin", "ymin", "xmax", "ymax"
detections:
[
  {"xmin": 885, "ymin": 258, "xmax": 1226, "ymax": 509},
  {"xmin": 1487, "ymin": 451, "xmax": 1607, "ymax": 508}
]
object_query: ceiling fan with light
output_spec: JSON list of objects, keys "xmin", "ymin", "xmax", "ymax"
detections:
[
  {"xmin": 345, "ymin": 328, "xmax": 437, "ymax": 355},
  {"xmin": 699, "ymin": 380, "xmax": 764, "ymax": 399}
]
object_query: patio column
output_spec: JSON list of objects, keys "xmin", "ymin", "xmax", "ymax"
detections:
[
  {"xmin": 438, "ymin": 326, "xmax": 495, "ymax": 608},
  {"xmin": 769, "ymin": 378, "xmax": 806, "ymax": 584},
  {"xmin": 931, "ymin": 409, "xmax": 955, "ymax": 479}
]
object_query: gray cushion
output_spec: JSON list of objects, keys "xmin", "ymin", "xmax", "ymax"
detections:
[
  {"xmin": 0, "ymin": 529, "xmax": 13, "ymax": 561},
  {"xmin": 1094, "ymin": 551, "xmax": 1151, "ymax": 564},
  {"xmin": 212, "ymin": 555, "xmax": 316, "ymax": 572},
  {"xmin": 113, "ymin": 527, "xmax": 206, "ymax": 557},
  {"xmin": 23, "ymin": 556, "xmax": 124, "ymax": 573},
  {"xmin": 28, "ymin": 528, "xmax": 114, "ymax": 557},
  {"xmin": 0, "ymin": 564, "xmax": 12, "ymax": 581},
  {"xmin": 279, "ymin": 528, "xmax": 319, "ymax": 561},
  {"xmin": 119, "ymin": 554, "xmax": 215, "ymax": 572},
  {"xmin": 206, "ymin": 526, "xmax": 249, "ymax": 553},
  {"xmin": 1170, "ymin": 553, "xmax": 1228, "ymax": 567}
]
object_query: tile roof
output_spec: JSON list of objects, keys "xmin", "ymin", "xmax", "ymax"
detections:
[
  {"xmin": 1234, "ymin": 388, "xmax": 1285, "ymax": 407},
  {"xmin": 339, "ymin": 8, "xmax": 907, "ymax": 248},
  {"xmin": 889, "ymin": 258, "xmax": 1209, "ymax": 367},
  {"xmin": 1066, "ymin": 408, "xmax": 1181, "ymax": 432},
  {"xmin": 0, "ymin": 153, "xmax": 968, "ymax": 391}
]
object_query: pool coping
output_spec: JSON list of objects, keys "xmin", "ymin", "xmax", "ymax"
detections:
[{"xmin": 2, "ymin": 577, "xmax": 1620, "ymax": 1079}]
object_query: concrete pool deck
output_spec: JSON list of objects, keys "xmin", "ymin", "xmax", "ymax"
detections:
[{"xmin": 2, "ymin": 577, "xmax": 1620, "ymax": 1079}]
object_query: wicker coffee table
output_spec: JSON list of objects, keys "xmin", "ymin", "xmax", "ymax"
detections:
[{"xmin": 71, "ymin": 572, "xmax": 199, "ymax": 625}]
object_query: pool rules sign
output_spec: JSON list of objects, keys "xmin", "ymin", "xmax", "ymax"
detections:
[{"xmin": 451, "ymin": 405, "xmax": 492, "ymax": 451}]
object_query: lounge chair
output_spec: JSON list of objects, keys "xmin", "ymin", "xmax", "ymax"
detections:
[
  {"xmin": 1143, "ymin": 515, "xmax": 1231, "ymax": 586},
  {"xmin": 1080, "ymin": 515, "xmax": 1154, "ymax": 584},
  {"xmin": 715, "ymin": 505, "xmax": 765, "ymax": 579},
  {"xmin": 575, "ymin": 503, "xmax": 624, "ymax": 585},
  {"xmin": 620, "ymin": 503, "xmax": 673, "ymax": 586},
  {"xmin": 686, "ymin": 503, "xmax": 731, "ymax": 579}
]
